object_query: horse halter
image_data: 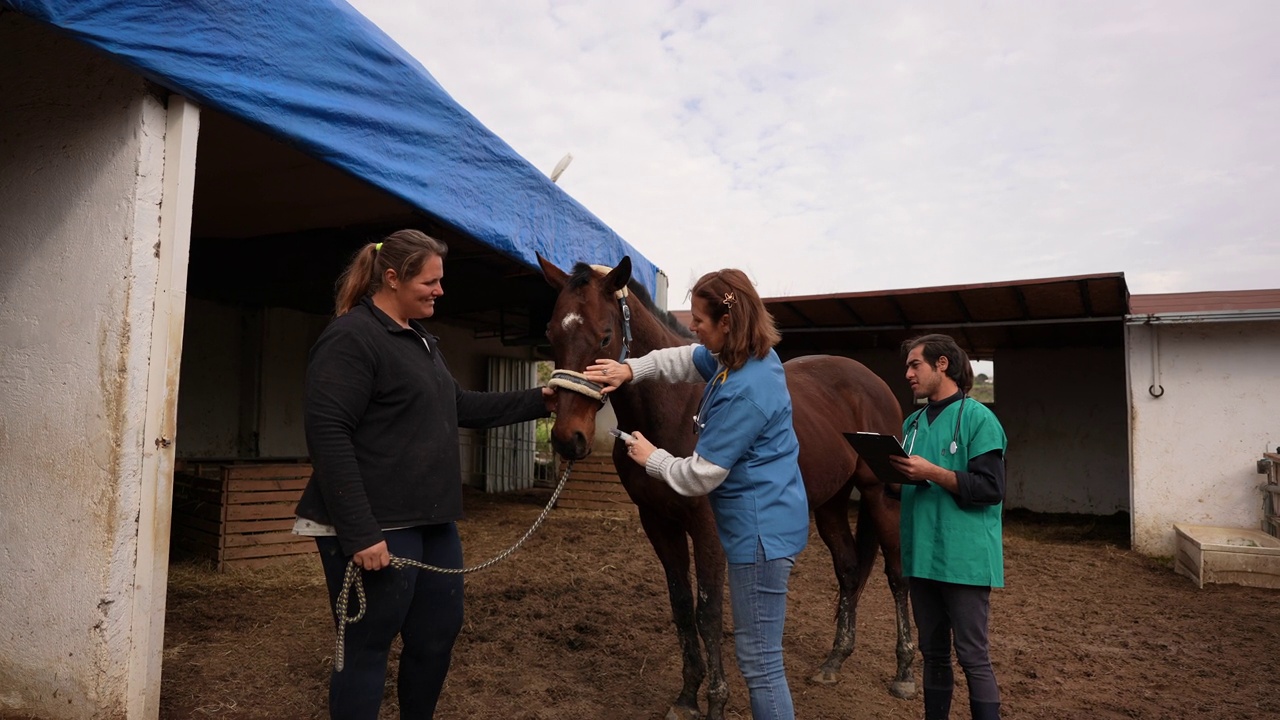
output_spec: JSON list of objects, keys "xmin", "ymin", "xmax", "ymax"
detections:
[{"xmin": 547, "ymin": 267, "xmax": 633, "ymax": 404}]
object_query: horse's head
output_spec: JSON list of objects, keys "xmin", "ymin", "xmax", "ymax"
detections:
[{"xmin": 538, "ymin": 254, "xmax": 634, "ymax": 460}]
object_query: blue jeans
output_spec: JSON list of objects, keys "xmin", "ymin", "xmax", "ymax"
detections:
[
  {"xmin": 317, "ymin": 524, "xmax": 464, "ymax": 720},
  {"xmin": 727, "ymin": 542, "xmax": 797, "ymax": 720}
]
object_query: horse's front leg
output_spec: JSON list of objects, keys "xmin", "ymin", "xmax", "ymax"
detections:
[
  {"xmin": 638, "ymin": 509, "xmax": 706, "ymax": 719},
  {"xmin": 689, "ymin": 511, "xmax": 728, "ymax": 720}
]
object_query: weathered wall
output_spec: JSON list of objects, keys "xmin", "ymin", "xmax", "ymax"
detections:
[
  {"xmin": 799, "ymin": 345, "xmax": 1129, "ymax": 514},
  {"xmin": 1128, "ymin": 321, "xmax": 1280, "ymax": 556},
  {"xmin": 0, "ymin": 14, "xmax": 168, "ymax": 718},
  {"xmin": 997, "ymin": 346, "xmax": 1129, "ymax": 514},
  {"xmin": 257, "ymin": 307, "xmax": 328, "ymax": 457},
  {"xmin": 842, "ymin": 347, "xmax": 915, "ymax": 411},
  {"xmin": 175, "ymin": 298, "xmax": 247, "ymax": 457},
  {"xmin": 175, "ymin": 301, "xmax": 544, "ymax": 461}
]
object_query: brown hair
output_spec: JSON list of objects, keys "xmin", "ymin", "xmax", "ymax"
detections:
[
  {"xmin": 901, "ymin": 333, "xmax": 975, "ymax": 394},
  {"xmin": 334, "ymin": 229, "xmax": 449, "ymax": 316},
  {"xmin": 690, "ymin": 268, "xmax": 780, "ymax": 371}
]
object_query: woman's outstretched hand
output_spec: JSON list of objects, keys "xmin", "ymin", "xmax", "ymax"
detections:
[
  {"xmin": 584, "ymin": 359, "xmax": 633, "ymax": 394},
  {"xmin": 624, "ymin": 429, "xmax": 656, "ymax": 466}
]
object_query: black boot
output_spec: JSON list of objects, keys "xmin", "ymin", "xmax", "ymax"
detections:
[
  {"xmin": 923, "ymin": 686, "xmax": 953, "ymax": 720},
  {"xmin": 969, "ymin": 700, "xmax": 1000, "ymax": 720}
]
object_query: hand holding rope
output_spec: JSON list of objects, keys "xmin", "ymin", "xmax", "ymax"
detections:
[{"xmin": 332, "ymin": 459, "xmax": 575, "ymax": 671}]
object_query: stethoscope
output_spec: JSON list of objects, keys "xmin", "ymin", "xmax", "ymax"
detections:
[
  {"xmin": 904, "ymin": 395, "xmax": 966, "ymax": 455},
  {"xmin": 692, "ymin": 367, "xmax": 730, "ymax": 435}
]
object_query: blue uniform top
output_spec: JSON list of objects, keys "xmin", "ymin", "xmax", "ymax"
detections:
[{"xmin": 691, "ymin": 346, "xmax": 809, "ymax": 563}]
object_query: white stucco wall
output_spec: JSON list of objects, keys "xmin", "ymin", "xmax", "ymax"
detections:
[
  {"xmin": 996, "ymin": 346, "xmax": 1129, "ymax": 514},
  {"xmin": 0, "ymin": 15, "xmax": 170, "ymax": 718},
  {"xmin": 1128, "ymin": 320, "xmax": 1280, "ymax": 556}
]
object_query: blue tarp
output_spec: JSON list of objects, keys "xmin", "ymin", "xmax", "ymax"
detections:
[{"xmin": 4, "ymin": 0, "xmax": 660, "ymax": 293}]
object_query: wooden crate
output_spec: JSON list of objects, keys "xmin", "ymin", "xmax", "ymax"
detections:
[
  {"xmin": 555, "ymin": 455, "xmax": 635, "ymax": 512},
  {"xmin": 1174, "ymin": 523, "xmax": 1280, "ymax": 590},
  {"xmin": 171, "ymin": 460, "xmax": 316, "ymax": 570}
]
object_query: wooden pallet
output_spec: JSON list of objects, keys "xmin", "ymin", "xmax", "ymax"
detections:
[
  {"xmin": 172, "ymin": 460, "xmax": 316, "ymax": 570},
  {"xmin": 1263, "ymin": 452, "xmax": 1280, "ymax": 539},
  {"xmin": 555, "ymin": 455, "xmax": 635, "ymax": 512}
]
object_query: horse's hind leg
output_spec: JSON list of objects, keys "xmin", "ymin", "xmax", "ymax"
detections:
[
  {"xmin": 864, "ymin": 486, "xmax": 917, "ymax": 699},
  {"xmin": 638, "ymin": 509, "xmax": 708, "ymax": 720},
  {"xmin": 810, "ymin": 480, "xmax": 875, "ymax": 685}
]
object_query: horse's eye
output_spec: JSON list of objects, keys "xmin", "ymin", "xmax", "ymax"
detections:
[{"xmin": 600, "ymin": 330, "xmax": 612, "ymax": 349}]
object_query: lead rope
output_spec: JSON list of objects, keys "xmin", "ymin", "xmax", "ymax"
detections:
[{"xmin": 332, "ymin": 458, "xmax": 576, "ymax": 671}]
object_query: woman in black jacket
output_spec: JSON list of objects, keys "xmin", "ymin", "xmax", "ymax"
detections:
[{"xmin": 294, "ymin": 229, "xmax": 553, "ymax": 719}]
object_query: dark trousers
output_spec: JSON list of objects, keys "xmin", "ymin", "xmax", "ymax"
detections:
[
  {"xmin": 317, "ymin": 524, "xmax": 465, "ymax": 720},
  {"xmin": 910, "ymin": 578, "xmax": 1000, "ymax": 718}
]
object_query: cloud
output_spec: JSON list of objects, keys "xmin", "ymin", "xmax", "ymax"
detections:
[{"xmin": 350, "ymin": 0, "xmax": 1280, "ymax": 307}]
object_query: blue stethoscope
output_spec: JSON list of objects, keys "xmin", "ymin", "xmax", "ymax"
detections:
[
  {"xmin": 692, "ymin": 367, "xmax": 729, "ymax": 435},
  {"xmin": 904, "ymin": 395, "xmax": 966, "ymax": 456}
]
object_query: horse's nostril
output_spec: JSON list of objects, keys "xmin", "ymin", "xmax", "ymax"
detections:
[{"xmin": 551, "ymin": 432, "xmax": 590, "ymax": 462}]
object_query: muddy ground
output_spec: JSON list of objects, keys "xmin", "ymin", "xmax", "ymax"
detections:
[{"xmin": 157, "ymin": 487, "xmax": 1279, "ymax": 719}]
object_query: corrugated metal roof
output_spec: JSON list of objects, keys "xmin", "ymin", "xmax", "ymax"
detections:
[
  {"xmin": 683, "ymin": 276, "xmax": 1277, "ymax": 359},
  {"xmin": 762, "ymin": 273, "xmax": 1130, "ymax": 358}
]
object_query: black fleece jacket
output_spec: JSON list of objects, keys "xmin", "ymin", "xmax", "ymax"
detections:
[{"xmin": 295, "ymin": 297, "xmax": 549, "ymax": 555}]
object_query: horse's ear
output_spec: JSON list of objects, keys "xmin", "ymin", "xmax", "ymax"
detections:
[
  {"xmin": 538, "ymin": 254, "xmax": 569, "ymax": 291},
  {"xmin": 602, "ymin": 256, "xmax": 632, "ymax": 295}
]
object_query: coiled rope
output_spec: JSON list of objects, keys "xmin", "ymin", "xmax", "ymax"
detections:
[{"xmin": 332, "ymin": 459, "xmax": 575, "ymax": 671}]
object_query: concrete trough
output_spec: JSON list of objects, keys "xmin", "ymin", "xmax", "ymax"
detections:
[{"xmin": 1174, "ymin": 523, "xmax": 1280, "ymax": 590}]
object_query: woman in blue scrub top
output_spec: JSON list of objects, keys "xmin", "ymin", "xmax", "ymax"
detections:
[{"xmin": 586, "ymin": 268, "xmax": 808, "ymax": 720}]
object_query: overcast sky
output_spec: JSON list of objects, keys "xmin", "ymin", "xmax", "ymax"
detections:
[{"xmin": 348, "ymin": 0, "xmax": 1279, "ymax": 309}]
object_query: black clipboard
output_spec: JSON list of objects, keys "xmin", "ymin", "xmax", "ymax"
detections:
[{"xmin": 843, "ymin": 432, "xmax": 927, "ymax": 485}]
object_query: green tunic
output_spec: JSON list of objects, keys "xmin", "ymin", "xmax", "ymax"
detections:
[{"xmin": 900, "ymin": 398, "xmax": 1008, "ymax": 587}]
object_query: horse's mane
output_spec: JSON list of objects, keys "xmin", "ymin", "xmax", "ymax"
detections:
[{"xmin": 569, "ymin": 263, "xmax": 694, "ymax": 340}]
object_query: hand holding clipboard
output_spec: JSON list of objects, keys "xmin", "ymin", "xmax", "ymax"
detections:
[{"xmin": 843, "ymin": 432, "xmax": 929, "ymax": 486}]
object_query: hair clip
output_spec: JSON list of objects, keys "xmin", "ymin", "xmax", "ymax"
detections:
[
  {"xmin": 722, "ymin": 292, "xmax": 736, "ymax": 309},
  {"xmin": 374, "ymin": 242, "xmax": 383, "ymax": 251}
]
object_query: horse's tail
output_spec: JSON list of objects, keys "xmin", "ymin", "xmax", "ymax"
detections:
[{"xmin": 853, "ymin": 489, "xmax": 879, "ymax": 597}]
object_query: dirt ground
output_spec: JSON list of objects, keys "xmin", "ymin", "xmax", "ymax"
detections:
[{"xmin": 158, "ymin": 487, "xmax": 1280, "ymax": 720}]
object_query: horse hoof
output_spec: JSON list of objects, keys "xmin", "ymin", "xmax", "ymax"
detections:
[
  {"xmin": 665, "ymin": 706, "xmax": 701, "ymax": 720},
  {"xmin": 890, "ymin": 680, "xmax": 917, "ymax": 699},
  {"xmin": 809, "ymin": 669, "xmax": 839, "ymax": 685}
]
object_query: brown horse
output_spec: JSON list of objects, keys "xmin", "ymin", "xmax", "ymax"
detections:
[{"xmin": 539, "ymin": 256, "xmax": 915, "ymax": 720}]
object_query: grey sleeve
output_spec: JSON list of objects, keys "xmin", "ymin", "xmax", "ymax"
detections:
[
  {"xmin": 644, "ymin": 448, "xmax": 731, "ymax": 497},
  {"xmin": 626, "ymin": 345, "xmax": 704, "ymax": 384}
]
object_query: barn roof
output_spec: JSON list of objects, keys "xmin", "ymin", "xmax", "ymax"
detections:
[
  {"xmin": 760, "ymin": 273, "xmax": 1280, "ymax": 360},
  {"xmin": 763, "ymin": 272, "xmax": 1131, "ymax": 359},
  {"xmin": 3, "ymin": 0, "xmax": 661, "ymax": 295},
  {"xmin": 1128, "ymin": 289, "xmax": 1280, "ymax": 317}
]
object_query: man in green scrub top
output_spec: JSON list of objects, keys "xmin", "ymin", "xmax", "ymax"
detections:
[{"xmin": 889, "ymin": 334, "xmax": 1008, "ymax": 720}]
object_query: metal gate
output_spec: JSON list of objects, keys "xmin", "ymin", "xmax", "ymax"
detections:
[{"xmin": 480, "ymin": 357, "xmax": 539, "ymax": 493}]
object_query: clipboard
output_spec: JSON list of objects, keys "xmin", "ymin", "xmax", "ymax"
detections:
[{"xmin": 843, "ymin": 432, "xmax": 927, "ymax": 486}]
